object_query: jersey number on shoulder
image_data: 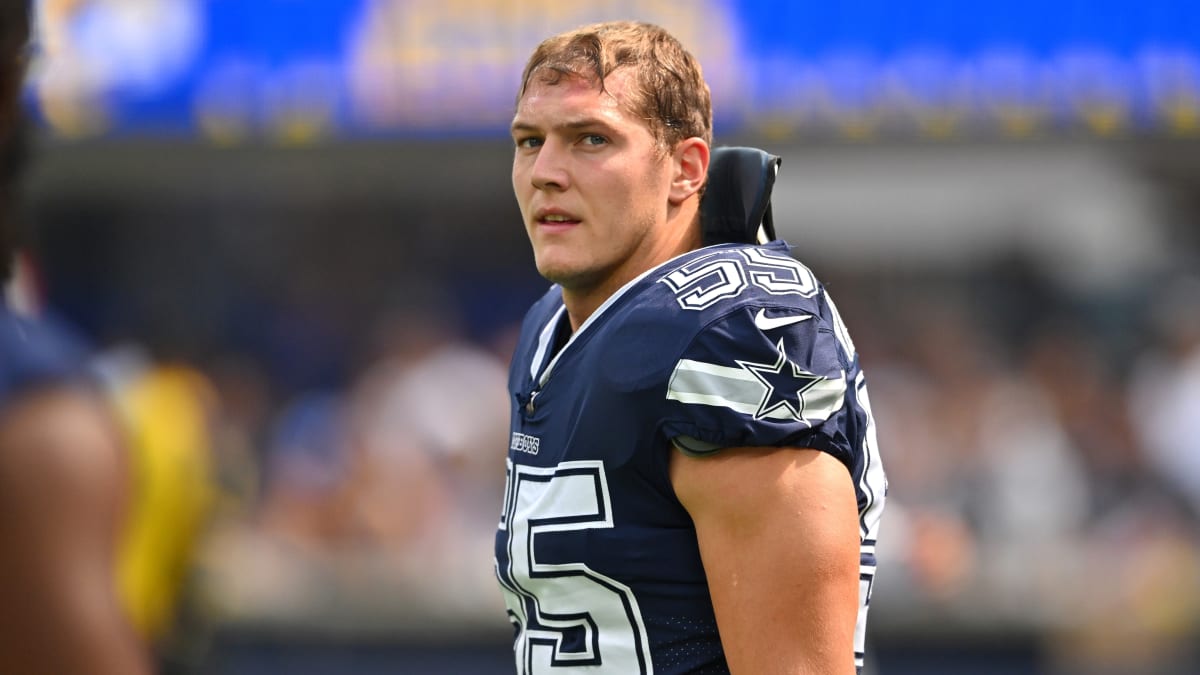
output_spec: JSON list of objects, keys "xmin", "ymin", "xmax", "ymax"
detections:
[
  {"xmin": 661, "ymin": 248, "xmax": 819, "ymax": 310},
  {"xmin": 497, "ymin": 460, "xmax": 653, "ymax": 674}
]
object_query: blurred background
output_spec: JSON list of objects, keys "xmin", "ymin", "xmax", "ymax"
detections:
[{"xmin": 10, "ymin": 0, "xmax": 1200, "ymax": 673}]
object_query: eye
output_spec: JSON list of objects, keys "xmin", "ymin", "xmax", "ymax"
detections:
[
  {"xmin": 515, "ymin": 136, "xmax": 543, "ymax": 149},
  {"xmin": 581, "ymin": 134, "xmax": 608, "ymax": 146}
]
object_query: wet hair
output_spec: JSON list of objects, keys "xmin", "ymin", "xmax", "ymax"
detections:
[
  {"xmin": 517, "ymin": 21, "xmax": 713, "ymax": 151},
  {"xmin": 0, "ymin": 0, "xmax": 31, "ymax": 282}
]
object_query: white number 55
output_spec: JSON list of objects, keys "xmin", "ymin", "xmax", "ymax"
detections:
[{"xmin": 661, "ymin": 247, "xmax": 819, "ymax": 311}]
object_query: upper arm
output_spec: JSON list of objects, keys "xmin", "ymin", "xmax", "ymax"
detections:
[
  {"xmin": 670, "ymin": 444, "xmax": 860, "ymax": 675},
  {"xmin": 0, "ymin": 386, "xmax": 151, "ymax": 675}
]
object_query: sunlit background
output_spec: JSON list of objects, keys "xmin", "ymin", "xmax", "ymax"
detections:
[{"xmin": 13, "ymin": 1, "xmax": 1200, "ymax": 673}]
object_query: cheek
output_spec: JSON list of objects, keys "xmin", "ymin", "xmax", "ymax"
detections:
[
  {"xmin": 624, "ymin": 151, "xmax": 669, "ymax": 195},
  {"xmin": 623, "ymin": 169, "xmax": 667, "ymax": 218},
  {"xmin": 599, "ymin": 163, "xmax": 652, "ymax": 205},
  {"xmin": 512, "ymin": 166, "xmax": 531, "ymax": 213}
]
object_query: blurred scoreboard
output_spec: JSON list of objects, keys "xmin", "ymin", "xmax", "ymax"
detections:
[{"xmin": 26, "ymin": 0, "xmax": 1200, "ymax": 141}]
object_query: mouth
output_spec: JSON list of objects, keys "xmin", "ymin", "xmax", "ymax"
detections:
[{"xmin": 533, "ymin": 208, "xmax": 582, "ymax": 229}]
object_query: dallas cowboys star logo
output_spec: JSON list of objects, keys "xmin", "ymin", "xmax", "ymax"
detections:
[{"xmin": 736, "ymin": 338, "xmax": 824, "ymax": 421}]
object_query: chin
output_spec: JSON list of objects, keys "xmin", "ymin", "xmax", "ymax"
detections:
[
  {"xmin": 534, "ymin": 250, "xmax": 573, "ymax": 279},
  {"xmin": 537, "ymin": 258, "xmax": 601, "ymax": 290},
  {"xmin": 537, "ymin": 264, "xmax": 583, "ymax": 286}
]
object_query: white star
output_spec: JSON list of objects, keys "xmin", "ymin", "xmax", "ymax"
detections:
[{"xmin": 736, "ymin": 338, "xmax": 823, "ymax": 421}]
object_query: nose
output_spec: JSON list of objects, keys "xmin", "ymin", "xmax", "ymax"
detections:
[{"xmin": 529, "ymin": 138, "xmax": 570, "ymax": 192}]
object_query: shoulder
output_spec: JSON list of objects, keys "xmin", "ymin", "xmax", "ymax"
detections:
[
  {"xmin": 0, "ymin": 306, "xmax": 114, "ymax": 512},
  {"xmin": 585, "ymin": 242, "xmax": 851, "ymax": 397},
  {"xmin": 638, "ymin": 243, "xmax": 861, "ymax": 452},
  {"xmin": 625, "ymin": 242, "xmax": 846, "ymax": 364},
  {"xmin": 651, "ymin": 242, "xmax": 830, "ymax": 319},
  {"xmin": 0, "ymin": 386, "xmax": 124, "ymax": 506}
]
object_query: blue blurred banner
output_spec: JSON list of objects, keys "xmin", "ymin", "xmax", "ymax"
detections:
[{"xmin": 26, "ymin": 0, "xmax": 1200, "ymax": 140}]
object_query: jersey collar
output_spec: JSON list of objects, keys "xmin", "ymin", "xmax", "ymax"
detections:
[{"xmin": 529, "ymin": 243, "xmax": 737, "ymax": 387}]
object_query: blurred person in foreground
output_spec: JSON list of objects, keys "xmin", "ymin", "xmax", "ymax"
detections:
[
  {"xmin": 494, "ymin": 21, "xmax": 885, "ymax": 674},
  {"xmin": 0, "ymin": 1, "xmax": 151, "ymax": 673}
]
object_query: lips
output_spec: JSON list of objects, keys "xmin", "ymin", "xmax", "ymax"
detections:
[{"xmin": 534, "ymin": 207, "xmax": 581, "ymax": 226}]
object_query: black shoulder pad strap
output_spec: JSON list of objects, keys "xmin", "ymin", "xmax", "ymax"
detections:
[{"xmin": 700, "ymin": 146, "xmax": 782, "ymax": 246}]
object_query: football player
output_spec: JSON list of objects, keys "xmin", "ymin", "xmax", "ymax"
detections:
[
  {"xmin": 0, "ymin": 1, "xmax": 151, "ymax": 672},
  {"xmin": 494, "ymin": 20, "xmax": 886, "ymax": 674}
]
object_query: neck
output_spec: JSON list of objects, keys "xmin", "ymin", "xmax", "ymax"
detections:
[{"xmin": 562, "ymin": 203, "xmax": 702, "ymax": 332}]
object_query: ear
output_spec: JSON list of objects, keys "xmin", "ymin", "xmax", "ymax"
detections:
[{"xmin": 668, "ymin": 137, "xmax": 709, "ymax": 206}]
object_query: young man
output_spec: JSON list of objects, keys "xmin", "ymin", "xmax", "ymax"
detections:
[
  {"xmin": 0, "ymin": 2, "xmax": 151, "ymax": 672},
  {"xmin": 495, "ymin": 21, "xmax": 886, "ymax": 674}
]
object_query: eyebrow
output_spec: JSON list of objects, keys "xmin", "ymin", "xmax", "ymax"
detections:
[{"xmin": 510, "ymin": 118, "xmax": 618, "ymax": 136}]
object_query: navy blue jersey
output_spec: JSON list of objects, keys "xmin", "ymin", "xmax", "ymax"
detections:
[
  {"xmin": 0, "ymin": 304, "xmax": 89, "ymax": 405},
  {"xmin": 495, "ymin": 241, "xmax": 886, "ymax": 674}
]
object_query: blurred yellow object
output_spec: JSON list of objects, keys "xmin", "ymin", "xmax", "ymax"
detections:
[
  {"xmin": 113, "ymin": 365, "xmax": 215, "ymax": 642},
  {"xmin": 37, "ymin": 89, "xmax": 111, "ymax": 139},
  {"xmin": 836, "ymin": 115, "xmax": 880, "ymax": 141},
  {"xmin": 196, "ymin": 109, "xmax": 250, "ymax": 147},
  {"xmin": 995, "ymin": 105, "xmax": 1043, "ymax": 138},
  {"xmin": 1080, "ymin": 103, "xmax": 1127, "ymax": 137},
  {"xmin": 916, "ymin": 110, "xmax": 962, "ymax": 139},
  {"xmin": 1164, "ymin": 98, "xmax": 1200, "ymax": 135}
]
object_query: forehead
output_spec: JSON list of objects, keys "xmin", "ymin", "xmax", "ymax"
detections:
[{"xmin": 513, "ymin": 68, "xmax": 643, "ymax": 129}]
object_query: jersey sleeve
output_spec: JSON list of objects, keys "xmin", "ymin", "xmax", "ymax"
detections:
[
  {"xmin": 659, "ymin": 301, "xmax": 855, "ymax": 466},
  {"xmin": 0, "ymin": 309, "xmax": 90, "ymax": 401}
]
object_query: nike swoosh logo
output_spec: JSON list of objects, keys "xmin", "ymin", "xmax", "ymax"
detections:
[{"xmin": 754, "ymin": 309, "xmax": 813, "ymax": 331}]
